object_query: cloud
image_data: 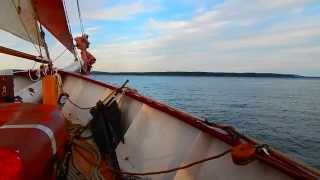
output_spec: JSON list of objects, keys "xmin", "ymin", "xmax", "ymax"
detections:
[
  {"xmin": 85, "ymin": 1, "xmax": 159, "ymax": 21},
  {"xmin": 147, "ymin": 18, "xmax": 228, "ymax": 34},
  {"xmin": 90, "ymin": 0, "xmax": 319, "ymax": 76},
  {"xmin": 194, "ymin": 0, "xmax": 313, "ymax": 25},
  {"xmin": 148, "ymin": 19, "xmax": 189, "ymax": 32},
  {"xmin": 213, "ymin": 25, "xmax": 320, "ymax": 51},
  {"xmin": 84, "ymin": 26, "xmax": 100, "ymax": 34}
]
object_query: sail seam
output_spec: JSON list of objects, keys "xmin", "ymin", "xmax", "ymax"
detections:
[
  {"xmin": 9, "ymin": 0, "xmax": 41, "ymax": 55},
  {"xmin": 62, "ymin": 0, "xmax": 78, "ymax": 60}
]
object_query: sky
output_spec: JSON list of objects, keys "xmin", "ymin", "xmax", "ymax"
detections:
[{"xmin": 0, "ymin": 0, "xmax": 319, "ymax": 76}]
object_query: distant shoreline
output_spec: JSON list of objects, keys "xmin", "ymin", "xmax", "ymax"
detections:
[{"xmin": 92, "ymin": 71, "xmax": 319, "ymax": 79}]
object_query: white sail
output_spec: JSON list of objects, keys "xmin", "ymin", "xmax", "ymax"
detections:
[{"xmin": 0, "ymin": 0, "xmax": 43, "ymax": 47}]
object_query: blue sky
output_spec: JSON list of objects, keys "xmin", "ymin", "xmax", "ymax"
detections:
[{"xmin": 0, "ymin": 0, "xmax": 320, "ymax": 76}]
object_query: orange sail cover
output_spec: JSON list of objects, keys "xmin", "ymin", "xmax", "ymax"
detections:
[{"xmin": 33, "ymin": 0, "xmax": 75, "ymax": 54}]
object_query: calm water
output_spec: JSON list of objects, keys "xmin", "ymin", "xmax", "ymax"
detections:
[{"xmin": 93, "ymin": 75, "xmax": 320, "ymax": 169}]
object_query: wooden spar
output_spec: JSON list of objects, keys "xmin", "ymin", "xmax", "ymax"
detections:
[{"xmin": 0, "ymin": 46, "xmax": 49, "ymax": 64}]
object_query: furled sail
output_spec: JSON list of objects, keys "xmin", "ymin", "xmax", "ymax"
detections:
[
  {"xmin": 0, "ymin": 0, "xmax": 43, "ymax": 47},
  {"xmin": 33, "ymin": 0, "xmax": 75, "ymax": 54}
]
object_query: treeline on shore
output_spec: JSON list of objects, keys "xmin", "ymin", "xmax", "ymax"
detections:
[{"xmin": 91, "ymin": 71, "xmax": 319, "ymax": 78}]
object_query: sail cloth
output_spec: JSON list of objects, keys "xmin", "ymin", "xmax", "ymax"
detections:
[
  {"xmin": 33, "ymin": 0, "xmax": 75, "ymax": 54},
  {"xmin": 0, "ymin": 0, "xmax": 43, "ymax": 47},
  {"xmin": 0, "ymin": 0, "xmax": 75, "ymax": 55}
]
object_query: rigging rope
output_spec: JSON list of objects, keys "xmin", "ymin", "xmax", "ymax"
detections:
[
  {"xmin": 76, "ymin": 0, "xmax": 85, "ymax": 35},
  {"xmin": 66, "ymin": 97, "xmax": 95, "ymax": 110},
  {"xmin": 61, "ymin": 80, "xmax": 129, "ymax": 110},
  {"xmin": 62, "ymin": 0, "xmax": 79, "ymax": 61},
  {"xmin": 116, "ymin": 150, "xmax": 230, "ymax": 176},
  {"xmin": 73, "ymin": 138, "xmax": 231, "ymax": 176},
  {"xmin": 64, "ymin": 87, "xmax": 128, "ymax": 110},
  {"xmin": 55, "ymin": 74, "xmax": 95, "ymax": 109},
  {"xmin": 62, "ymin": 0, "xmax": 73, "ymax": 34},
  {"xmin": 28, "ymin": 62, "xmax": 40, "ymax": 82},
  {"xmin": 64, "ymin": 123, "xmax": 231, "ymax": 178},
  {"xmin": 53, "ymin": 48, "xmax": 67, "ymax": 63},
  {"xmin": 10, "ymin": 0, "xmax": 42, "ymax": 55},
  {"xmin": 110, "ymin": 149, "xmax": 231, "ymax": 176},
  {"xmin": 56, "ymin": 73, "xmax": 96, "ymax": 110}
]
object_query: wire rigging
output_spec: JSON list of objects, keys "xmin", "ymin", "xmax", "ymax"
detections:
[
  {"xmin": 53, "ymin": 48, "xmax": 67, "ymax": 63},
  {"xmin": 62, "ymin": 0, "xmax": 80, "ymax": 61},
  {"xmin": 62, "ymin": 0, "xmax": 74, "ymax": 38},
  {"xmin": 76, "ymin": 0, "xmax": 85, "ymax": 35},
  {"xmin": 10, "ymin": 0, "xmax": 42, "ymax": 56}
]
